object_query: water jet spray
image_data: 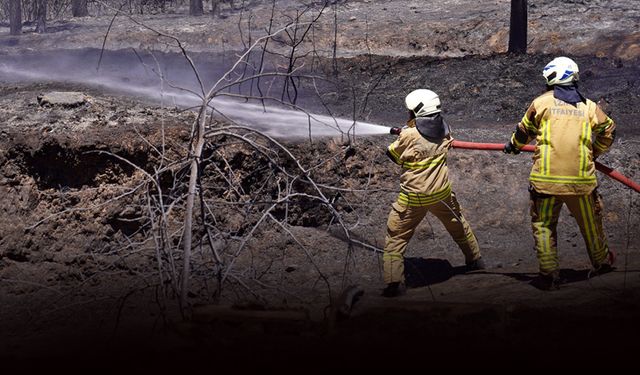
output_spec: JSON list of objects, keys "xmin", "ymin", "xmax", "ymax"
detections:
[{"xmin": 0, "ymin": 56, "xmax": 393, "ymax": 139}]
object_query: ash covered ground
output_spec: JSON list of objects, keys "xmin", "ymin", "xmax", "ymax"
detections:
[{"xmin": 1, "ymin": 0, "xmax": 640, "ymax": 370}]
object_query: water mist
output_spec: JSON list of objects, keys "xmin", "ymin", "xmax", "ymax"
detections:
[{"xmin": 0, "ymin": 49, "xmax": 392, "ymax": 139}]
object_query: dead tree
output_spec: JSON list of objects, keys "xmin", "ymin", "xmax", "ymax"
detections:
[
  {"xmin": 94, "ymin": 1, "xmax": 366, "ymax": 317},
  {"xmin": 190, "ymin": 0, "xmax": 203, "ymax": 16},
  {"xmin": 508, "ymin": 0, "xmax": 527, "ymax": 54},
  {"xmin": 273, "ymin": 2, "xmax": 329, "ymax": 105},
  {"xmin": 211, "ymin": 0, "xmax": 220, "ymax": 17},
  {"xmin": 35, "ymin": 0, "xmax": 47, "ymax": 33},
  {"xmin": 9, "ymin": 0, "xmax": 22, "ymax": 35},
  {"xmin": 72, "ymin": 0, "xmax": 89, "ymax": 17}
]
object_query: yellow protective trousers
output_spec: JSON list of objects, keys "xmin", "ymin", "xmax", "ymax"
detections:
[
  {"xmin": 530, "ymin": 189, "xmax": 610, "ymax": 275},
  {"xmin": 383, "ymin": 191, "xmax": 481, "ymax": 284}
]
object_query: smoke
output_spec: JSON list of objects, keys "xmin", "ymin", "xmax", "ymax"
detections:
[{"xmin": 0, "ymin": 48, "xmax": 391, "ymax": 138}]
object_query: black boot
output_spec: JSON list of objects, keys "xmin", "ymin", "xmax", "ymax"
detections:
[
  {"xmin": 382, "ymin": 282, "xmax": 406, "ymax": 298},
  {"xmin": 530, "ymin": 272, "xmax": 561, "ymax": 291},
  {"xmin": 465, "ymin": 257, "xmax": 486, "ymax": 272},
  {"xmin": 589, "ymin": 263, "xmax": 615, "ymax": 277},
  {"xmin": 589, "ymin": 250, "xmax": 616, "ymax": 278}
]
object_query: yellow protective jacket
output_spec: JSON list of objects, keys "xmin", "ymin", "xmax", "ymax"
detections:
[
  {"xmin": 510, "ymin": 90, "xmax": 616, "ymax": 195},
  {"xmin": 387, "ymin": 119, "xmax": 453, "ymax": 206}
]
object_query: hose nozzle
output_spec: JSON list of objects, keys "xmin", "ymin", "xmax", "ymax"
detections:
[{"xmin": 390, "ymin": 127, "xmax": 402, "ymax": 135}]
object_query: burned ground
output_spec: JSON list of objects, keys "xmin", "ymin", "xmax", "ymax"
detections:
[
  {"xmin": 1, "ymin": 0, "xmax": 640, "ymax": 370},
  {"xmin": 1, "ymin": 55, "xmax": 639, "ymax": 370}
]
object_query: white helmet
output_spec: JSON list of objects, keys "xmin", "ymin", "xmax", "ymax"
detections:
[
  {"xmin": 543, "ymin": 56, "xmax": 579, "ymax": 86},
  {"xmin": 405, "ymin": 89, "xmax": 441, "ymax": 117}
]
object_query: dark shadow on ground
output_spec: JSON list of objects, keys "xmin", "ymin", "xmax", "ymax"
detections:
[
  {"xmin": 484, "ymin": 268, "xmax": 621, "ymax": 290},
  {"xmin": 404, "ymin": 257, "xmax": 467, "ymax": 288}
]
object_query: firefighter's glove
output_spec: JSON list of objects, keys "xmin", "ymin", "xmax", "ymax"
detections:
[{"xmin": 503, "ymin": 141, "xmax": 520, "ymax": 155}]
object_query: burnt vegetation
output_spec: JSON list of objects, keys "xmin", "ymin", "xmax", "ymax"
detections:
[{"xmin": 1, "ymin": 0, "xmax": 376, "ymax": 318}]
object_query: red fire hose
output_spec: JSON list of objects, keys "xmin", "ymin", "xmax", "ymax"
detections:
[{"xmin": 451, "ymin": 140, "xmax": 640, "ymax": 193}]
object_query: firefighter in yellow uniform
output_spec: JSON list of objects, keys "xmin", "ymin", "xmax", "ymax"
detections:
[
  {"xmin": 382, "ymin": 89, "xmax": 484, "ymax": 297},
  {"xmin": 504, "ymin": 56, "xmax": 616, "ymax": 290}
]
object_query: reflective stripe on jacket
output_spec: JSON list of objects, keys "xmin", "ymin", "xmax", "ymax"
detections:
[
  {"xmin": 511, "ymin": 90, "xmax": 616, "ymax": 195},
  {"xmin": 387, "ymin": 122, "xmax": 453, "ymax": 206}
]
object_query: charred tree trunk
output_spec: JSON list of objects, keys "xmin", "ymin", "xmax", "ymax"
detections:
[
  {"xmin": 190, "ymin": 0, "xmax": 204, "ymax": 16},
  {"xmin": 211, "ymin": 0, "xmax": 220, "ymax": 17},
  {"xmin": 72, "ymin": 0, "xmax": 89, "ymax": 17},
  {"xmin": 9, "ymin": 0, "xmax": 22, "ymax": 35},
  {"xmin": 35, "ymin": 0, "xmax": 47, "ymax": 34},
  {"xmin": 508, "ymin": 0, "xmax": 527, "ymax": 53}
]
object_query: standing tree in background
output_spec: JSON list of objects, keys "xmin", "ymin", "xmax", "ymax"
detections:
[
  {"xmin": 508, "ymin": 0, "xmax": 527, "ymax": 53},
  {"xmin": 72, "ymin": 0, "xmax": 89, "ymax": 17},
  {"xmin": 190, "ymin": 0, "xmax": 204, "ymax": 16},
  {"xmin": 211, "ymin": 0, "xmax": 221, "ymax": 17},
  {"xmin": 9, "ymin": 0, "xmax": 22, "ymax": 35},
  {"xmin": 35, "ymin": 0, "xmax": 47, "ymax": 33}
]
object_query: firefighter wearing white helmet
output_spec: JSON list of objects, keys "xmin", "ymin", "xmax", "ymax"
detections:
[
  {"xmin": 405, "ymin": 89, "xmax": 441, "ymax": 117},
  {"xmin": 504, "ymin": 56, "xmax": 617, "ymax": 290},
  {"xmin": 382, "ymin": 89, "xmax": 484, "ymax": 297},
  {"xmin": 542, "ymin": 56, "xmax": 579, "ymax": 86}
]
